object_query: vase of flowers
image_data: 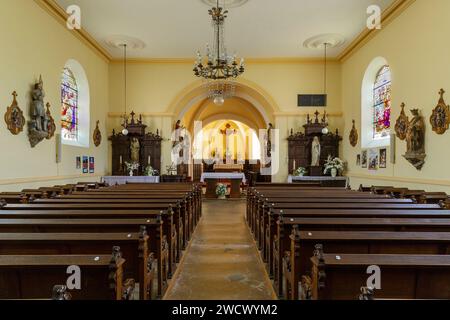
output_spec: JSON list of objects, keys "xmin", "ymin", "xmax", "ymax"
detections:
[
  {"xmin": 293, "ymin": 167, "xmax": 307, "ymax": 177},
  {"xmin": 216, "ymin": 183, "xmax": 227, "ymax": 200},
  {"xmin": 323, "ymin": 155, "xmax": 345, "ymax": 177},
  {"xmin": 124, "ymin": 161, "xmax": 140, "ymax": 177},
  {"xmin": 144, "ymin": 165, "xmax": 158, "ymax": 177}
]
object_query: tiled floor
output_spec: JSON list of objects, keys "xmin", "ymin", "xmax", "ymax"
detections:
[{"xmin": 164, "ymin": 199, "xmax": 276, "ymax": 300}]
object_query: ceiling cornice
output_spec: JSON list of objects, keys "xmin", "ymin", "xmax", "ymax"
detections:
[
  {"xmin": 109, "ymin": 57, "xmax": 340, "ymax": 64},
  {"xmin": 34, "ymin": 0, "xmax": 113, "ymax": 62},
  {"xmin": 337, "ymin": 0, "xmax": 416, "ymax": 62}
]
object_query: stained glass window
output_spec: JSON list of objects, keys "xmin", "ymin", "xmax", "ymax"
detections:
[
  {"xmin": 372, "ymin": 65, "xmax": 391, "ymax": 139},
  {"xmin": 61, "ymin": 68, "xmax": 78, "ymax": 141}
]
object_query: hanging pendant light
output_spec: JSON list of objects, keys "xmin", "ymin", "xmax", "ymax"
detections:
[{"xmin": 121, "ymin": 43, "xmax": 129, "ymax": 136}]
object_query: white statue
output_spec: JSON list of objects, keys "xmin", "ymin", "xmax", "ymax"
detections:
[
  {"xmin": 130, "ymin": 137, "xmax": 140, "ymax": 163},
  {"xmin": 311, "ymin": 136, "xmax": 321, "ymax": 166}
]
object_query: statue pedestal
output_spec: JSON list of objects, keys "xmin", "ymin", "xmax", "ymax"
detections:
[{"xmin": 309, "ymin": 166, "xmax": 323, "ymax": 177}]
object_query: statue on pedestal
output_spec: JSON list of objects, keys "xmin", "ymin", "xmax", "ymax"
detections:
[
  {"xmin": 28, "ymin": 76, "xmax": 51, "ymax": 147},
  {"xmin": 403, "ymin": 109, "xmax": 426, "ymax": 170},
  {"xmin": 311, "ymin": 136, "xmax": 321, "ymax": 166}
]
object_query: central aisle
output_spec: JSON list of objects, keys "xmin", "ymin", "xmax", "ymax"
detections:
[{"xmin": 164, "ymin": 199, "xmax": 276, "ymax": 300}]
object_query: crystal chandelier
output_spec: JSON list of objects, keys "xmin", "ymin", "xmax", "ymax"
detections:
[{"xmin": 193, "ymin": 0, "xmax": 245, "ymax": 105}]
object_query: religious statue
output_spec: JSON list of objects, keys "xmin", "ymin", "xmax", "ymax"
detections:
[
  {"xmin": 266, "ymin": 123, "xmax": 274, "ymax": 157},
  {"xmin": 130, "ymin": 137, "xmax": 140, "ymax": 163},
  {"xmin": 403, "ymin": 109, "xmax": 426, "ymax": 170},
  {"xmin": 28, "ymin": 75, "xmax": 51, "ymax": 147},
  {"xmin": 311, "ymin": 136, "xmax": 321, "ymax": 166}
]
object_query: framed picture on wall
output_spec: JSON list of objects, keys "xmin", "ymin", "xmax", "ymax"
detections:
[
  {"xmin": 76, "ymin": 156, "xmax": 81, "ymax": 169},
  {"xmin": 82, "ymin": 156, "xmax": 89, "ymax": 174},
  {"xmin": 368, "ymin": 149, "xmax": 379, "ymax": 170},
  {"xmin": 361, "ymin": 150, "xmax": 368, "ymax": 168},
  {"xmin": 379, "ymin": 148, "xmax": 387, "ymax": 168},
  {"xmin": 89, "ymin": 157, "xmax": 95, "ymax": 174},
  {"xmin": 356, "ymin": 154, "xmax": 361, "ymax": 166}
]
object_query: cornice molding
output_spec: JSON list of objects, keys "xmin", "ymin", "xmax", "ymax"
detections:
[
  {"xmin": 108, "ymin": 112, "xmax": 176, "ymax": 118},
  {"xmin": 34, "ymin": 0, "xmax": 112, "ymax": 62},
  {"xmin": 0, "ymin": 173, "xmax": 105, "ymax": 186},
  {"xmin": 273, "ymin": 111, "xmax": 343, "ymax": 117},
  {"xmin": 348, "ymin": 172, "xmax": 450, "ymax": 188},
  {"xmin": 338, "ymin": 0, "xmax": 416, "ymax": 62},
  {"xmin": 110, "ymin": 57, "xmax": 340, "ymax": 64}
]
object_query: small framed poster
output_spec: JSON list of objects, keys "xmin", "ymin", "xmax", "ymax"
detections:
[
  {"xmin": 379, "ymin": 148, "xmax": 387, "ymax": 168},
  {"xmin": 356, "ymin": 154, "xmax": 361, "ymax": 166},
  {"xmin": 89, "ymin": 157, "xmax": 95, "ymax": 174},
  {"xmin": 361, "ymin": 150, "xmax": 368, "ymax": 168},
  {"xmin": 76, "ymin": 156, "xmax": 81, "ymax": 169},
  {"xmin": 368, "ymin": 149, "xmax": 379, "ymax": 170},
  {"xmin": 82, "ymin": 156, "xmax": 89, "ymax": 174}
]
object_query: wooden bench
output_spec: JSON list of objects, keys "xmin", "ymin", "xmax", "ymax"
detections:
[
  {"xmin": 308, "ymin": 252, "xmax": 450, "ymax": 300},
  {"xmin": 0, "ymin": 217, "xmax": 168, "ymax": 297},
  {"xmin": 0, "ymin": 248, "xmax": 133, "ymax": 300},
  {"xmin": 284, "ymin": 230, "xmax": 450, "ymax": 299},
  {"xmin": 0, "ymin": 230, "xmax": 157, "ymax": 299}
]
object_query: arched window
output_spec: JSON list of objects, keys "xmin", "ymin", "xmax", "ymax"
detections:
[
  {"xmin": 372, "ymin": 65, "xmax": 391, "ymax": 140},
  {"xmin": 361, "ymin": 57, "xmax": 391, "ymax": 148},
  {"xmin": 60, "ymin": 59, "xmax": 90, "ymax": 147},
  {"xmin": 61, "ymin": 67, "xmax": 79, "ymax": 141}
]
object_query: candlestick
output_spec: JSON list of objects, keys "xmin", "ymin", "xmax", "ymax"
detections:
[
  {"xmin": 293, "ymin": 160, "xmax": 296, "ymax": 172},
  {"xmin": 119, "ymin": 155, "xmax": 123, "ymax": 165},
  {"xmin": 148, "ymin": 155, "xmax": 151, "ymax": 164}
]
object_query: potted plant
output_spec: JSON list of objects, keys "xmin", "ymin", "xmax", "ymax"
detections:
[
  {"xmin": 124, "ymin": 161, "xmax": 140, "ymax": 176},
  {"xmin": 293, "ymin": 167, "xmax": 307, "ymax": 177},
  {"xmin": 216, "ymin": 183, "xmax": 227, "ymax": 200},
  {"xmin": 323, "ymin": 155, "xmax": 345, "ymax": 177},
  {"xmin": 144, "ymin": 165, "xmax": 159, "ymax": 177}
]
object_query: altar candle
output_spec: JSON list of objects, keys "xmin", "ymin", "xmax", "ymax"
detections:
[
  {"xmin": 293, "ymin": 160, "xmax": 296, "ymax": 171},
  {"xmin": 119, "ymin": 155, "xmax": 123, "ymax": 165},
  {"xmin": 148, "ymin": 155, "xmax": 151, "ymax": 164}
]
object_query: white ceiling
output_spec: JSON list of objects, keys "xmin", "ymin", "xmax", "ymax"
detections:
[{"xmin": 56, "ymin": 0, "xmax": 394, "ymax": 59}]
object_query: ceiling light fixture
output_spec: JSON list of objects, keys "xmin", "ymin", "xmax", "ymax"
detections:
[{"xmin": 194, "ymin": 0, "xmax": 245, "ymax": 105}]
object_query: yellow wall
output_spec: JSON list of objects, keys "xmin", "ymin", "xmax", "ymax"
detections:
[
  {"xmin": 108, "ymin": 60, "xmax": 342, "ymax": 181},
  {"xmin": 341, "ymin": 0, "xmax": 450, "ymax": 192},
  {"xmin": 0, "ymin": 0, "xmax": 109, "ymax": 191}
]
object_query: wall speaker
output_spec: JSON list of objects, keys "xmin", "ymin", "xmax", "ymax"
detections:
[
  {"xmin": 390, "ymin": 133, "xmax": 396, "ymax": 164},
  {"xmin": 55, "ymin": 134, "xmax": 62, "ymax": 163}
]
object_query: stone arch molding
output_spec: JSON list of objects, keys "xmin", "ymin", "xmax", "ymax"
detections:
[
  {"xmin": 361, "ymin": 56, "xmax": 391, "ymax": 148},
  {"xmin": 166, "ymin": 78, "xmax": 280, "ymax": 126}
]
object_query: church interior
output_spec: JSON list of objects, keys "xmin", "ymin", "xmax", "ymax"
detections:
[{"xmin": 0, "ymin": 0, "xmax": 450, "ymax": 302}]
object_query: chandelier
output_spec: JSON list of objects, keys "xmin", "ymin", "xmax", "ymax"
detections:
[{"xmin": 193, "ymin": 0, "xmax": 245, "ymax": 105}]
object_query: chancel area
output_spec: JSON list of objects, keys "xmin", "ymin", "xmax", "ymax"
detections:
[{"xmin": 0, "ymin": 0, "xmax": 450, "ymax": 302}]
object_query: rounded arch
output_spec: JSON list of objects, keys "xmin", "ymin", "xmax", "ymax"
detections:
[
  {"xmin": 61, "ymin": 59, "xmax": 90, "ymax": 147},
  {"xmin": 361, "ymin": 56, "xmax": 391, "ymax": 148},
  {"xmin": 167, "ymin": 78, "xmax": 280, "ymax": 125}
]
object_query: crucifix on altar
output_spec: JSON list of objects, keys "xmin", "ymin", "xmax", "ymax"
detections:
[{"xmin": 220, "ymin": 123, "xmax": 237, "ymax": 164}]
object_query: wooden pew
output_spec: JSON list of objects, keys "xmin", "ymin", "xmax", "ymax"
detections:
[
  {"xmin": 0, "ymin": 205, "xmax": 179, "ymax": 280},
  {"xmin": 0, "ymin": 217, "xmax": 168, "ymax": 297},
  {"xmin": 273, "ymin": 217, "xmax": 450, "ymax": 298},
  {"xmin": 0, "ymin": 230, "xmax": 156, "ymax": 300},
  {"xmin": 419, "ymin": 192, "xmax": 448, "ymax": 204},
  {"xmin": 0, "ymin": 248, "xmax": 134, "ymax": 300},
  {"xmin": 0, "ymin": 194, "xmax": 27, "ymax": 204},
  {"xmin": 308, "ymin": 252, "xmax": 450, "ymax": 300},
  {"xmin": 284, "ymin": 230, "xmax": 450, "ymax": 299}
]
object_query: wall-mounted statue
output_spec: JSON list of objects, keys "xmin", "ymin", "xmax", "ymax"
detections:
[
  {"xmin": 28, "ymin": 75, "xmax": 51, "ymax": 147},
  {"xmin": 349, "ymin": 120, "xmax": 358, "ymax": 147},
  {"xmin": 403, "ymin": 109, "xmax": 426, "ymax": 170},
  {"xmin": 430, "ymin": 89, "xmax": 450, "ymax": 135},
  {"xmin": 93, "ymin": 120, "xmax": 102, "ymax": 147},
  {"xmin": 266, "ymin": 123, "xmax": 274, "ymax": 158},
  {"xmin": 395, "ymin": 103, "xmax": 409, "ymax": 140},
  {"xmin": 4, "ymin": 91, "xmax": 25, "ymax": 135}
]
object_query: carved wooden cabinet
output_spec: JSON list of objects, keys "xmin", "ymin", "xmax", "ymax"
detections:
[
  {"xmin": 288, "ymin": 112, "xmax": 342, "ymax": 176},
  {"xmin": 109, "ymin": 114, "xmax": 162, "ymax": 176}
]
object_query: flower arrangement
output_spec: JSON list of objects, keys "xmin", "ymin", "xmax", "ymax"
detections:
[
  {"xmin": 293, "ymin": 167, "xmax": 307, "ymax": 177},
  {"xmin": 124, "ymin": 161, "xmax": 140, "ymax": 176},
  {"xmin": 144, "ymin": 165, "xmax": 159, "ymax": 176},
  {"xmin": 323, "ymin": 155, "xmax": 345, "ymax": 177},
  {"xmin": 216, "ymin": 183, "xmax": 227, "ymax": 199}
]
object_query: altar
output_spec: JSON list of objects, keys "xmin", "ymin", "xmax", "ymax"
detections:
[
  {"xmin": 287, "ymin": 175, "xmax": 349, "ymax": 188},
  {"xmin": 200, "ymin": 173, "xmax": 246, "ymax": 199},
  {"xmin": 213, "ymin": 163, "xmax": 244, "ymax": 173},
  {"xmin": 102, "ymin": 176, "xmax": 160, "ymax": 185}
]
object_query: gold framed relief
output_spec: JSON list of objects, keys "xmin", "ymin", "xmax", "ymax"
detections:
[
  {"xmin": 394, "ymin": 103, "xmax": 409, "ymax": 140},
  {"xmin": 45, "ymin": 103, "xmax": 56, "ymax": 140},
  {"xmin": 4, "ymin": 91, "xmax": 25, "ymax": 135},
  {"xmin": 93, "ymin": 120, "xmax": 102, "ymax": 147},
  {"xmin": 430, "ymin": 89, "xmax": 450, "ymax": 135},
  {"xmin": 349, "ymin": 120, "xmax": 358, "ymax": 147}
]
